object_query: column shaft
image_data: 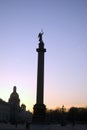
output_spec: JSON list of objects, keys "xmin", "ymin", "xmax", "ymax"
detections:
[{"xmin": 37, "ymin": 51, "xmax": 44, "ymax": 104}]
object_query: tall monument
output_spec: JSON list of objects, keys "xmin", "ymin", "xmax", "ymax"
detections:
[{"xmin": 33, "ymin": 32, "xmax": 46, "ymax": 123}]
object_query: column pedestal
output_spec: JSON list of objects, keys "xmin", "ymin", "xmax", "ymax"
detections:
[{"xmin": 33, "ymin": 104, "xmax": 46, "ymax": 123}]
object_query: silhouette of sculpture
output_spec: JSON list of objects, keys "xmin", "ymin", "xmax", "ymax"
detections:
[{"xmin": 38, "ymin": 31, "xmax": 43, "ymax": 42}]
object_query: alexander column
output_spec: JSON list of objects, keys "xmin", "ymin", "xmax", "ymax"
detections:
[{"xmin": 33, "ymin": 32, "xmax": 46, "ymax": 123}]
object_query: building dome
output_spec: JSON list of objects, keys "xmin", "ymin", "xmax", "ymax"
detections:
[
  {"xmin": 9, "ymin": 86, "xmax": 20, "ymax": 106},
  {"xmin": 10, "ymin": 86, "xmax": 19, "ymax": 98}
]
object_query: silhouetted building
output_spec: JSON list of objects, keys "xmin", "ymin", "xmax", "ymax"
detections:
[
  {"xmin": 0, "ymin": 86, "xmax": 32, "ymax": 124},
  {"xmin": 0, "ymin": 99, "xmax": 10, "ymax": 122},
  {"xmin": 9, "ymin": 86, "xmax": 20, "ymax": 107},
  {"xmin": 33, "ymin": 32, "xmax": 46, "ymax": 123},
  {"xmin": 19, "ymin": 104, "xmax": 32, "ymax": 123},
  {"xmin": 8, "ymin": 86, "xmax": 20, "ymax": 123}
]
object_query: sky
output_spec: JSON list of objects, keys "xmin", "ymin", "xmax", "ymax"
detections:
[{"xmin": 0, "ymin": 0, "xmax": 87, "ymax": 111}]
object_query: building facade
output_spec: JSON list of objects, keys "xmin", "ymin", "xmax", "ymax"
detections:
[
  {"xmin": 0, "ymin": 99, "xmax": 10, "ymax": 122},
  {"xmin": 0, "ymin": 86, "xmax": 32, "ymax": 124}
]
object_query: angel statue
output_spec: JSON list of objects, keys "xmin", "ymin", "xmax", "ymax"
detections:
[{"xmin": 38, "ymin": 31, "xmax": 44, "ymax": 42}]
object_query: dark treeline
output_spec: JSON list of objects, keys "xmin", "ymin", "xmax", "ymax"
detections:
[{"xmin": 46, "ymin": 106, "xmax": 87, "ymax": 125}]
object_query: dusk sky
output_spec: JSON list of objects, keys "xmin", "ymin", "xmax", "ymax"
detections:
[{"xmin": 0, "ymin": 0, "xmax": 87, "ymax": 111}]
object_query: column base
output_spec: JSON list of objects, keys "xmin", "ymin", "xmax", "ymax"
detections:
[{"xmin": 32, "ymin": 104, "xmax": 46, "ymax": 123}]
